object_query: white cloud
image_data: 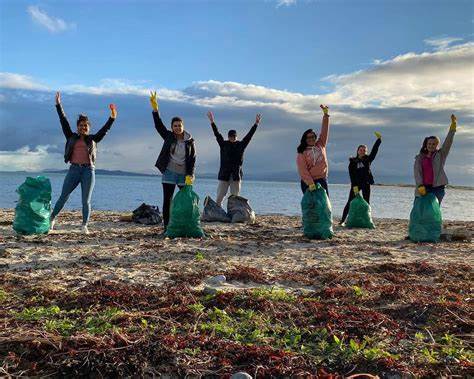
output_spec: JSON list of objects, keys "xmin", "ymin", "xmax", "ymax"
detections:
[
  {"xmin": 27, "ymin": 5, "xmax": 75, "ymax": 33},
  {"xmin": 0, "ymin": 72, "xmax": 49, "ymax": 91},
  {"xmin": 0, "ymin": 145, "xmax": 61, "ymax": 171},
  {"xmin": 424, "ymin": 36, "xmax": 463, "ymax": 51},
  {"xmin": 276, "ymin": 0, "xmax": 297, "ymax": 7}
]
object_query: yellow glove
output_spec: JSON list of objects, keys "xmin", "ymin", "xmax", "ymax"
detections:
[
  {"xmin": 353, "ymin": 186, "xmax": 359, "ymax": 194},
  {"xmin": 150, "ymin": 91, "xmax": 159, "ymax": 111},
  {"xmin": 308, "ymin": 183, "xmax": 316, "ymax": 192},
  {"xmin": 450, "ymin": 114, "xmax": 457, "ymax": 131},
  {"xmin": 418, "ymin": 186, "xmax": 427, "ymax": 196},
  {"xmin": 185, "ymin": 175, "xmax": 193, "ymax": 186},
  {"xmin": 374, "ymin": 131, "xmax": 382, "ymax": 139},
  {"xmin": 320, "ymin": 104, "xmax": 329, "ymax": 116}
]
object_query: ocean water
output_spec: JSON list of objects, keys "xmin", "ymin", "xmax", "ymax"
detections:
[{"xmin": 1, "ymin": 171, "xmax": 473, "ymax": 221}]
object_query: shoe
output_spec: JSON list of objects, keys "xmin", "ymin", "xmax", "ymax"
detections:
[
  {"xmin": 50, "ymin": 218, "xmax": 56, "ymax": 230},
  {"xmin": 81, "ymin": 225, "xmax": 90, "ymax": 235}
]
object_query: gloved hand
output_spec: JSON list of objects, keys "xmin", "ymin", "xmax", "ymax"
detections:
[
  {"xmin": 150, "ymin": 91, "xmax": 159, "ymax": 112},
  {"xmin": 320, "ymin": 104, "xmax": 329, "ymax": 116},
  {"xmin": 450, "ymin": 114, "xmax": 457, "ymax": 131},
  {"xmin": 185, "ymin": 175, "xmax": 194, "ymax": 186},
  {"xmin": 308, "ymin": 183, "xmax": 316, "ymax": 192},
  {"xmin": 374, "ymin": 131, "xmax": 382, "ymax": 139},
  {"xmin": 109, "ymin": 104, "xmax": 117, "ymax": 119},
  {"xmin": 353, "ymin": 186, "xmax": 359, "ymax": 194},
  {"xmin": 418, "ymin": 185, "xmax": 427, "ymax": 196}
]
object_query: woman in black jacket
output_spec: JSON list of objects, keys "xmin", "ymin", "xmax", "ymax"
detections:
[
  {"xmin": 340, "ymin": 132, "xmax": 382, "ymax": 225},
  {"xmin": 149, "ymin": 91, "xmax": 196, "ymax": 230}
]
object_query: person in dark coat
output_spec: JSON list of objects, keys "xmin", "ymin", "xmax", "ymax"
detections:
[
  {"xmin": 340, "ymin": 132, "xmax": 382, "ymax": 225},
  {"xmin": 207, "ymin": 111, "xmax": 261, "ymax": 206}
]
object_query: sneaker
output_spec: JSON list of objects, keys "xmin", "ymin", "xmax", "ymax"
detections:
[
  {"xmin": 50, "ymin": 218, "xmax": 56, "ymax": 231},
  {"xmin": 81, "ymin": 225, "xmax": 90, "ymax": 235}
]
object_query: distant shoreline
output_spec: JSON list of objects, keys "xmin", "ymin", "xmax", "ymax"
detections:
[{"xmin": 1, "ymin": 170, "xmax": 473, "ymax": 190}]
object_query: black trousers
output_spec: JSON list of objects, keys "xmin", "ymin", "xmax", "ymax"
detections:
[
  {"xmin": 162, "ymin": 183, "xmax": 184, "ymax": 228},
  {"xmin": 341, "ymin": 184, "xmax": 371, "ymax": 223},
  {"xmin": 300, "ymin": 178, "xmax": 329, "ymax": 197}
]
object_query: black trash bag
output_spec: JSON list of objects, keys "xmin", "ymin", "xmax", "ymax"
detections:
[
  {"xmin": 201, "ymin": 196, "xmax": 231, "ymax": 222},
  {"xmin": 132, "ymin": 203, "xmax": 162, "ymax": 225},
  {"xmin": 227, "ymin": 195, "xmax": 256, "ymax": 224}
]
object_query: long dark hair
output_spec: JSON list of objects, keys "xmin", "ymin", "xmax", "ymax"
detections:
[
  {"xmin": 297, "ymin": 129, "xmax": 317, "ymax": 154},
  {"xmin": 353, "ymin": 144, "xmax": 367, "ymax": 158},
  {"xmin": 420, "ymin": 135, "xmax": 440, "ymax": 155}
]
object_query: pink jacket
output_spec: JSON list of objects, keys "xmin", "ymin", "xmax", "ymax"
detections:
[{"xmin": 296, "ymin": 115, "xmax": 329, "ymax": 185}]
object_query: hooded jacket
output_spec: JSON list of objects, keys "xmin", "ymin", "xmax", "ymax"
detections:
[
  {"xmin": 152, "ymin": 111, "xmax": 196, "ymax": 176},
  {"xmin": 348, "ymin": 138, "xmax": 381, "ymax": 186},
  {"xmin": 56, "ymin": 104, "xmax": 114, "ymax": 166}
]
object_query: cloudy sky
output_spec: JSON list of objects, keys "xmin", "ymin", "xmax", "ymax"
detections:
[{"xmin": 0, "ymin": 0, "xmax": 473, "ymax": 184}]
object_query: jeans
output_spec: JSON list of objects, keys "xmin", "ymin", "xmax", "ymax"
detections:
[
  {"xmin": 216, "ymin": 179, "xmax": 241, "ymax": 207},
  {"xmin": 51, "ymin": 164, "xmax": 95, "ymax": 225},
  {"xmin": 341, "ymin": 184, "xmax": 371, "ymax": 223},
  {"xmin": 300, "ymin": 178, "xmax": 329, "ymax": 196},
  {"xmin": 426, "ymin": 185, "xmax": 446, "ymax": 204},
  {"xmin": 162, "ymin": 169, "xmax": 186, "ymax": 185}
]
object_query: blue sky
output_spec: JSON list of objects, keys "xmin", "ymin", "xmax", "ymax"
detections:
[{"xmin": 0, "ymin": 0, "xmax": 473, "ymax": 184}]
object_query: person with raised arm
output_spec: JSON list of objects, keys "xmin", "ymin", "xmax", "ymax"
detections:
[
  {"xmin": 414, "ymin": 114, "xmax": 457, "ymax": 204},
  {"xmin": 50, "ymin": 92, "xmax": 117, "ymax": 234},
  {"xmin": 149, "ymin": 91, "xmax": 196, "ymax": 231},
  {"xmin": 296, "ymin": 105, "xmax": 330, "ymax": 195},
  {"xmin": 207, "ymin": 111, "xmax": 262, "ymax": 207},
  {"xmin": 340, "ymin": 132, "xmax": 382, "ymax": 225}
]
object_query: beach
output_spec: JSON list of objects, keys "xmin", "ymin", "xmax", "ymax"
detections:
[{"xmin": 1, "ymin": 209, "xmax": 473, "ymax": 377}]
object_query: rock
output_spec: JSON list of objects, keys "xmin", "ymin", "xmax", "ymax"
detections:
[
  {"xmin": 231, "ymin": 372, "xmax": 252, "ymax": 379},
  {"xmin": 203, "ymin": 286, "xmax": 218, "ymax": 296},
  {"xmin": 206, "ymin": 275, "xmax": 226, "ymax": 285}
]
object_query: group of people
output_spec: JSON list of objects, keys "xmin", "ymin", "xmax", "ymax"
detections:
[{"xmin": 48, "ymin": 91, "xmax": 457, "ymax": 234}]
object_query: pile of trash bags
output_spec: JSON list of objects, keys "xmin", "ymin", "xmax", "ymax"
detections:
[
  {"xmin": 408, "ymin": 193, "xmax": 442, "ymax": 242},
  {"xmin": 166, "ymin": 185, "xmax": 205, "ymax": 238},
  {"xmin": 345, "ymin": 193, "xmax": 375, "ymax": 229},
  {"xmin": 201, "ymin": 195, "xmax": 255, "ymax": 224},
  {"xmin": 301, "ymin": 183, "xmax": 333, "ymax": 240},
  {"xmin": 13, "ymin": 176, "xmax": 52, "ymax": 235},
  {"xmin": 132, "ymin": 203, "xmax": 162, "ymax": 225}
]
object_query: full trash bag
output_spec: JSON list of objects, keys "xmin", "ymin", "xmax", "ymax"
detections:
[
  {"xmin": 227, "ymin": 195, "xmax": 256, "ymax": 223},
  {"xmin": 13, "ymin": 176, "xmax": 52, "ymax": 235},
  {"xmin": 408, "ymin": 193, "xmax": 442, "ymax": 242},
  {"xmin": 201, "ymin": 196, "xmax": 231, "ymax": 222},
  {"xmin": 132, "ymin": 203, "xmax": 162, "ymax": 225},
  {"xmin": 165, "ymin": 185, "xmax": 205, "ymax": 238},
  {"xmin": 345, "ymin": 193, "xmax": 375, "ymax": 229},
  {"xmin": 301, "ymin": 183, "xmax": 333, "ymax": 239}
]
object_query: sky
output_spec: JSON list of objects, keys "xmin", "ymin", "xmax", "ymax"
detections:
[{"xmin": 0, "ymin": 0, "xmax": 473, "ymax": 184}]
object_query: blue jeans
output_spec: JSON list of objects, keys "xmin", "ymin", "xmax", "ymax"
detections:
[
  {"xmin": 426, "ymin": 185, "xmax": 446, "ymax": 204},
  {"xmin": 162, "ymin": 169, "xmax": 186, "ymax": 185},
  {"xmin": 300, "ymin": 178, "xmax": 329, "ymax": 197},
  {"xmin": 51, "ymin": 164, "xmax": 95, "ymax": 225}
]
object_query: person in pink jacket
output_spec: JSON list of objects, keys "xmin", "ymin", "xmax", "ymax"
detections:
[{"xmin": 296, "ymin": 105, "xmax": 330, "ymax": 195}]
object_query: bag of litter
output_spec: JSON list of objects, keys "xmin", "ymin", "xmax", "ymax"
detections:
[
  {"xmin": 227, "ymin": 195, "xmax": 256, "ymax": 223},
  {"xmin": 301, "ymin": 183, "xmax": 333, "ymax": 239},
  {"xmin": 345, "ymin": 192, "xmax": 375, "ymax": 229},
  {"xmin": 13, "ymin": 176, "xmax": 52, "ymax": 235},
  {"xmin": 408, "ymin": 193, "xmax": 442, "ymax": 242},
  {"xmin": 165, "ymin": 185, "xmax": 205, "ymax": 238},
  {"xmin": 201, "ymin": 196, "xmax": 231, "ymax": 222},
  {"xmin": 132, "ymin": 203, "xmax": 162, "ymax": 225}
]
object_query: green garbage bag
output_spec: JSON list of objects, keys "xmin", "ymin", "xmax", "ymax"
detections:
[
  {"xmin": 165, "ymin": 185, "xmax": 205, "ymax": 238},
  {"xmin": 301, "ymin": 183, "xmax": 333, "ymax": 239},
  {"xmin": 345, "ymin": 193, "xmax": 375, "ymax": 229},
  {"xmin": 408, "ymin": 193, "xmax": 442, "ymax": 242},
  {"xmin": 13, "ymin": 176, "xmax": 52, "ymax": 235}
]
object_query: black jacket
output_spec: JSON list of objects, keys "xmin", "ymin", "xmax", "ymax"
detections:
[
  {"xmin": 152, "ymin": 111, "xmax": 196, "ymax": 176},
  {"xmin": 348, "ymin": 139, "xmax": 381, "ymax": 186},
  {"xmin": 212, "ymin": 122, "xmax": 257, "ymax": 181},
  {"xmin": 56, "ymin": 104, "xmax": 114, "ymax": 165}
]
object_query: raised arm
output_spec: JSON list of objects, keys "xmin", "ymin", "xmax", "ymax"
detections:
[
  {"xmin": 368, "ymin": 132, "xmax": 382, "ymax": 162},
  {"xmin": 317, "ymin": 105, "xmax": 330, "ymax": 147},
  {"xmin": 207, "ymin": 111, "xmax": 224, "ymax": 146},
  {"xmin": 55, "ymin": 92, "xmax": 73, "ymax": 139},
  {"xmin": 92, "ymin": 104, "xmax": 117, "ymax": 143},
  {"xmin": 150, "ymin": 91, "xmax": 170, "ymax": 140},
  {"xmin": 439, "ymin": 114, "xmax": 457, "ymax": 159},
  {"xmin": 241, "ymin": 114, "xmax": 261, "ymax": 149}
]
